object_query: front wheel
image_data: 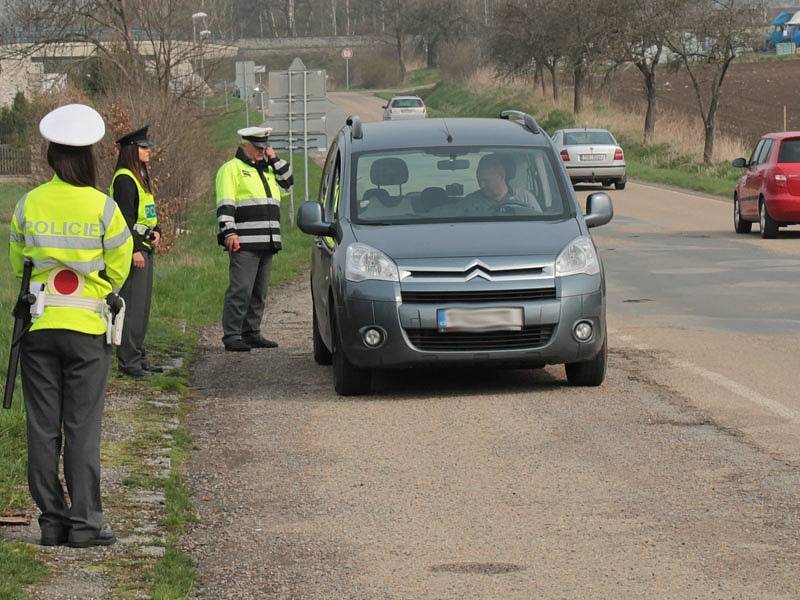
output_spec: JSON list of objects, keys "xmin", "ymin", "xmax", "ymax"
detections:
[
  {"xmin": 331, "ymin": 313, "xmax": 372, "ymax": 396},
  {"xmin": 565, "ymin": 339, "xmax": 607, "ymax": 387},
  {"xmin": 760, "ymin": 200, "xmax": 779, "ymax": 239},
  {"xmin": 734, "ymin": 196, "xmax": 752, "ymax": 234}
]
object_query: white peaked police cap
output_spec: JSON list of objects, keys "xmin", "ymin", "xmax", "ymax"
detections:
[
  {"xmin": 238, "ymin": 126, "xmax": 273, "ymax": 148},
  {"xmin": 39, "ymin": 104, "xmax": 105, "ymax": 147}
]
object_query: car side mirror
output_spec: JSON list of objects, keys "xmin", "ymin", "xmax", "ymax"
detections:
[
  {"xmin": 297, "ymin": 201, "xmax": 335, "ymax": 237},
  {"xmin": 732, "ymin": 157, "xmax": 748, "ymax": 168},
  {"xmin": 584, "ymin": 192, "xmax": 613, "ymax": 228}
]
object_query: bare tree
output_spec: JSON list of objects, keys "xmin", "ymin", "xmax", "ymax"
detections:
[
  {"xmin": 666, "ymin": 0, "xmax": 763, "ymax": 162},
  {"xmin": 489, "ymin": 0, "xmax": 565, "ymax": 102},
  {"xmin": 610, "ymin": 0, "xmax": 686, "ymax": 143},
  {"xmin": 408, "ymin": 0, "xmax": 471, "ymax": 68}
]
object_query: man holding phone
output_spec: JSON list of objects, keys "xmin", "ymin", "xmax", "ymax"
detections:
[{"xmin": 215, "ymin": 126, "xmax": 293, "ymax": 352}]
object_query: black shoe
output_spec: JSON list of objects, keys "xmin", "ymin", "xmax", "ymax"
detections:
[
  {"xmin": 40, "ymin": 528, "xmax": 69, "ymax": 547},
  {"xmin": 141, "ymin": 361, "xmax": 164, "ymax": 373},
  {"xmin": 242, "ymin": 335, "xmax": 278, "ymax": 349},
  {"xmin": 119, "ymin": 367, "xmax": 149, "ymax": 378},
  {"xmin": 224, "ymin": 339, "xmax": 251, "ymax": 352},
  {"xmin": 67, "ymin": 529, "xmax": 116, "ymax": 548}
]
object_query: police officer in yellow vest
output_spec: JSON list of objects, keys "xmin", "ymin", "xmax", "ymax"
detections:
[
  {"xmin": 110, "ymin": 126, "xmax": 160, "ymax": 377},
  {"xmin": 216, "ymin": 126, "xmax": 293, "ymax": 351},
  {"xmin": 9, "ymin": 104, "xmax": 132, "ymax": 547}
]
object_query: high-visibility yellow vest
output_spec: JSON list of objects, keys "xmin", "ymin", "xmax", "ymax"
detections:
[
  {"xmin": 9, "ymin": 175, "xmax": 133, "ymax": 334},
  {"xmin": 110, "ymin": 168, "xmax": 157, "ymax": 249},
  {"xmin": 215, "ymin": 157, "xmax": 283, "ymax": 252}
]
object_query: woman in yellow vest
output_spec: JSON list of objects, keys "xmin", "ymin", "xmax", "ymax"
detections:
[
  {"xmin": 9, "ymin": 104, "xmax": 132, "ymax": 547},
  {"xmin": 110, "ymin": 126, "xmax": 160, "ymax": 377}
]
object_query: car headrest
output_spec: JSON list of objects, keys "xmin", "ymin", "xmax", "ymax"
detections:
[
  {"xmin": 412, "ymin": 187, "xmax": 448, "ymax": 214},
  {"xmin": 363, "ymin": 187, "xmax": 401, "ymax": 208},
  {"xmin": 370, "ymin": 157, "xmax": 409, "ymax": 186}
]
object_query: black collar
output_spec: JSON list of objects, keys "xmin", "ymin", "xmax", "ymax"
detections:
[{"xmin": 235, "ymin": 147, "xmax": 266, "ymax": 170}]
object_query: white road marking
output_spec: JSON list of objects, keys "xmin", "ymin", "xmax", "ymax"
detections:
[{"xmin": 617, "ymin": 334, "xmax": 800, "ymax": 425}]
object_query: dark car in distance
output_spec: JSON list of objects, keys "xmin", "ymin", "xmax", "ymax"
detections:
[
  {"xmin": 297, "ymin": 111, "xmax": 614, "ymax": 395},
  {"xmin": 733, "ymin": 131, "xmax": 800, "ymax": 238}
]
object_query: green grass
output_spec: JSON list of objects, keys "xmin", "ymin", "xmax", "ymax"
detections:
[
  {"xmin": 416, "ymin": 82, "xmax": 738, "ymax": 197},
  {"xmin": 0, "ymin": 183, "xmax": 48, "ymax": 599},
  {"xmin": 0, "ymin": 543, "xmax": 49, "ymax": 600},
  {"xmin": 0, "ymin": 184, "xmax": 30, "ymax": 515}
]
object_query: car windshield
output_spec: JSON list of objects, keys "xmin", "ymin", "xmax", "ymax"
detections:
[
  {"xmin": 564, "ymin": 131, "xmax": 614, "ymax": 146},
  {"xmin": 351, "ymin": 146, "xmax": 570, "ymax": 225},
  {"xmin": 391, "ymin": 98, "xmax": 423, "ymax": 108},
  {"xmin": 778, "ymin": 139, "xmax": 800, "ymax": 163}
]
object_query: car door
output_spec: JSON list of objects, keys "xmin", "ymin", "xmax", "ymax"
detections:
[
  {"xmin": 742, "ymin": 139, "xmax": 765, "ymax": 217},
  {"xmin": 311, "ymin": 141, "xmax": 338, "ymax": 342},
  {"xmin": 753, "ymin": 138, "xmax": 774, "ymax": 210},
  {"xmin": 314, "ymin": 147, "xmax": 343, "ymax": 344}
]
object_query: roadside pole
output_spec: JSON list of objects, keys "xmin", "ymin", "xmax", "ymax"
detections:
[
  {"xmin": 303, "ymin": 70, "xmax": 310, "ymax": 204},
  {"xmin": 288, "ymin": 72, "xmax": 294, "ymax": 223},
  {"xmin": 342, "ymin": 47, "xmax": 353, "ymax": 90}
]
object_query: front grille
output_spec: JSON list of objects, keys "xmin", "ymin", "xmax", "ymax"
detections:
[
  {"xmin": 401, "ymin": 288, "xmax": 557, "ymax": 304},
  {"xmin": 405, "ymin": 326, "xmax": 555, "ymax": 352}
]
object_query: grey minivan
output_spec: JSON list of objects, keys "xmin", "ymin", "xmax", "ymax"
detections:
[{"xmin": 298, "ymin": 111, "xmax": 614, "ymax": 395}]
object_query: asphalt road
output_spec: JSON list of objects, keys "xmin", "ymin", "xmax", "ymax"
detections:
[{"xmin": 184, "ymin": 92, "xmax": 800, "ymax": 598}]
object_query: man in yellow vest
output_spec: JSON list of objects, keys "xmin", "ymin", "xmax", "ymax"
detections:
[
  {"xmin": 9, "ymin": 104, "xmax": 132, "ymax": 547},
  {"xmin": 215, "ymin": 126, "xmax": 293, "ymax": 351}
]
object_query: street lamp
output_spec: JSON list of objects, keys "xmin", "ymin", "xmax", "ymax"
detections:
[{"xmin": 191, "ymin": 12, "xmax": 208, "ymax": 109}]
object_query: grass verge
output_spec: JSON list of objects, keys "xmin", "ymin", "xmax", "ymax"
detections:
[
  {"xmin": 0, "ymin": 98, "xmax": 321, "ymax": 596},
  {"xmin": 0, "ymin": 183, "xmax": 50, "ymax": 597},
  {"xmin": 415, "ymin": 81, "xmax": 739, "ymax": 197}
]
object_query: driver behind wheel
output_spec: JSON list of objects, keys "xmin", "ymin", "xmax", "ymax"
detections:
[{"xmin": 466, "ymin": 153, "xmax": 543, "ymax": 214}]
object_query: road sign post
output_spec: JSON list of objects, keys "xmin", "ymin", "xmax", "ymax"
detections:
[
  {"xmin": 342, "ymin": 47, "xmax": 353, "ymax": 90},
  {"xmin": 267, "ymin": 58, "xmax": 329, "ymax": 225}
]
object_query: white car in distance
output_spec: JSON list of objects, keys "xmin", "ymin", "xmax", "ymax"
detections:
[{"xmin": 382, "ymin": 96, "xmax": 427, "ymax": 121}]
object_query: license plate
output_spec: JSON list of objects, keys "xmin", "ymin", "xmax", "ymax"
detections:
[
  {"xmin": 437, "ymin": 307, "xmax": 523, "ymax": 332},
  {"xmin": 580, "ymin": 154, "xmax": 606, "ymax": 161}
]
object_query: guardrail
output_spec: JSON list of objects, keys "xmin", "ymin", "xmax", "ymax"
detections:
[{"xmin": 0, "ymin": 144, "xmax": 31, "ymax": 175}]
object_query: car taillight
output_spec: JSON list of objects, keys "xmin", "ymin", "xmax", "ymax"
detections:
[
  {"xmin": 774, "ymin": 173, "xmax": 788, "ymax": 189},
  {"xmin": 613, "ymin": 148, "xmax": 624, "ymax": 161},
  {"xmin": 560, "ymin": 149, "xmax": 570, "ymax": 161}
]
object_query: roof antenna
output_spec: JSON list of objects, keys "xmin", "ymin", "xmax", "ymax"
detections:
[{"xmin": 442, "ymin": 119, "xmax": 453, "ymax": 143}]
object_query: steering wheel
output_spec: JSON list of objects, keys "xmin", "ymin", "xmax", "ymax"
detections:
[{"xmin": 491, "ymin": 201, "xmax": 530, "ymax": 215}]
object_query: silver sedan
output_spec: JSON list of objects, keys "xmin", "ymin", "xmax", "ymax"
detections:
[
  {"xmin": 552, "ymin": 128, "xmax": 627, "ymax": 190},
  {"xmin": 382, "ymin": 96, "xmax": 427, "ymax": 121}
]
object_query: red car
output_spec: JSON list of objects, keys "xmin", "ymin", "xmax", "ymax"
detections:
[{"xmin": 733, "ymin": 132, "xmax": 800, "ymax": 238}]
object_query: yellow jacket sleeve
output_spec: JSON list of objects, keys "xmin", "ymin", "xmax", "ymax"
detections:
[
  {"xmin": 9, "ymin": 194, "xmax": 26, "ymax": 278},
  {"xmin": 102, "ymin": 200, "xmax": 133, "ymax": 292}
]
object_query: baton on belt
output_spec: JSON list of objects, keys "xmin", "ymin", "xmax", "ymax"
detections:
[{"xmin": 3, "ymin": 259, "xmax": 35, "ymax": 409}]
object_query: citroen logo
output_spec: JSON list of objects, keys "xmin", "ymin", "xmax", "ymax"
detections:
[{"xmin": 464, "ymin": 260, "xmax": 493, "ymax": 281}]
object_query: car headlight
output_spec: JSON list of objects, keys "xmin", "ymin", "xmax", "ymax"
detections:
[
  {"xmin": 345, "ymin": 243, "xmax": 399, "ymax": 282},
  {"xmin": 555, "ymin": 236, "xmax": 600, "ymax": 277}
]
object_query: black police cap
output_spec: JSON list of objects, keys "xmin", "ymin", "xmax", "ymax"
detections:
[{"xmin": 116, "ymin": 125, "xmax": 155, "ymax": 148}]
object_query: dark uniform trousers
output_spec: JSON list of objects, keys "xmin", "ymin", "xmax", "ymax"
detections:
[
  {"xmin": 21, "ymin": 329, "xmax": 111, "ymax": 541},
  {"xmin": 117, "ymin": 250, "xmax": 153, "ymax": 371},
  {"xmin": 222, "ymin": 250, "xmax": 273, "ymax": 344}
]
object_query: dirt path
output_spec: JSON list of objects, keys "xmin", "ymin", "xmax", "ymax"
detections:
[{"xmin": 183, "ymin": 274, "xmax": 800, "ymax": 599}]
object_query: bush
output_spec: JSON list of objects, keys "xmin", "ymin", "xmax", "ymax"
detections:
[
  {"xmin": 356, "ymin": 50, "xmax": 403, "ymax": 89},
  {"xmin": 0, "ymin": 92, "xmax": 33, "ymax": 147},
  {"xmin": 24, "ymin": 77, "xmax": 216, "ymax": 252},
  {"xmin": 439, "ymin": 43, "xmax": 482, "ymax": 82}
]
